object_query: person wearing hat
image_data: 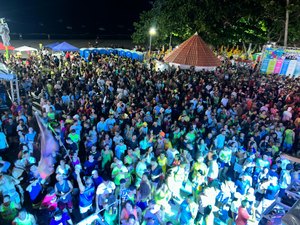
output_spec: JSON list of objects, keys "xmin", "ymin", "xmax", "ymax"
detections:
[
  {"xmin": 139, "ymin": 122, "xmax": 148, "ymax": 136},
  {"xmin": 144, "ymin": 111, "xmax": 153, "ymax": 124}
]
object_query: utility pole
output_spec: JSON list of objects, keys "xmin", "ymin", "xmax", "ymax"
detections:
[{"xmin": 284, "ymin": 0, "xmax": 289, "ymax": 47}]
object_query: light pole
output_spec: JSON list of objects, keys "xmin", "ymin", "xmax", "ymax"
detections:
[
  {"xmin": 149, "ymin": 27, "xmax": 156, "ymax": 52},
  {"xmin": 284, "ymin": 0, "xmax": 289, "ymax": 47}
]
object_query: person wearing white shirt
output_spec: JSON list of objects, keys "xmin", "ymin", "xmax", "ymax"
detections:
[
  {"xmin": 207, "ymin": 154, "xmax": 219, "ymax": 182},
  {"xmin": 95, "ymin": 179, "xmax": 116, "ymax": 212},
  {"xmin": 221, "ymin": 95, "xmax": 229, "ymax": 107}
]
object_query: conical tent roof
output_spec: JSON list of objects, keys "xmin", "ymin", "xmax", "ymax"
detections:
[{"xmin": 164, "ymin": 33, "xmax": 221, "ymax": 68}]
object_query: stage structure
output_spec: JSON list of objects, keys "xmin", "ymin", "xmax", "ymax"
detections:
[{"xmin": 0, "ymin": 62, "xmax": 20, "ymax": 104}]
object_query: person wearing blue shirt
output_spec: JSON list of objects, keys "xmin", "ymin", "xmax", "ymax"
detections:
[
  {"xmin": 235, "ymin": 175, "xmax": 250, "ymax": 195},
  {"xmin": 178, "ymin": 194, "xmax": 198, "ymax": 225},
  {"xmin": 214, "ymin": 130, "xmax": 226, "ymax": 149},
  {"xmin": 70, "ymin": 121, "xmax": 82, "ymax": 136},
  {"xmin": 115, "ymin": 140, "xmax": 127, "ymax": 160},
  {"xmin": 50, "ymin": 210, "xmax": 73, "ymax": 225},
  {"xmin": 25, "ymin": 127, "xmax": 36, "ymax": 152},
  {"xmin": 75, "ymin": 170, "xmax": 95, "ymax": 218},
  {"xmin": 261, "ymin": 176, "xmax": 280, "ymax": 214},
  {"xmin": 105, "ymin": 116, "xmax": 116, "ymax": 131},
  {"xmin": 97, "ymin": 117, "xmax": 108, "ymax": 133},
  {"xmin": 0, "ymin": 130, "xmax": 8, "ymax": 152},
  {"xmin": 61, "ymin": 92, "xmax": 71, "ymax": 105}
]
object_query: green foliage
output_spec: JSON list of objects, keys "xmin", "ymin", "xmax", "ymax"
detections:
[{"xmin": 132, "ymin": 0, "xmax": 300, "ymax": 47}]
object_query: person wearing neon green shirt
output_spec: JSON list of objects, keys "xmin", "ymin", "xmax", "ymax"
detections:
[
  {"xmin": 68, "ymin": 129, "xmax": 80, "ymax": 145},
  {"xmin": 283, "ymin": 128, "xmax": 295, "ymax": 152}
]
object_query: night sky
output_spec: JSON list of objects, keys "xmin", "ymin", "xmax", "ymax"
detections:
[{"xmin": 0, "ymin": 0, "xmax": 152, "ymax": 39}]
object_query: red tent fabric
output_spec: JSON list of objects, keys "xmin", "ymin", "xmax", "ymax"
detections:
[
  {"xmin": 164, "ymin": 33, "xmax": 221, "ymax": 67},
  {"xmin": 0, "ymin": 42, "xmax": 15, "ymax": 50}
]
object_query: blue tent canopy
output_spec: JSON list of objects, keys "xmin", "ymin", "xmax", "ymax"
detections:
[
  {"xmin": 45, "ymin": 42, "xmax": 60, "ymax": 49},
  {"xmin": 132, "ymin": 51, "xmax": 144, "ymax": 61},
  {"xmin": 125, "ymin": 51, "xmax": 132, "ymax": 58},
  {"xmin": 52, "ymin": 42, "xmax": 79, "ymax": 52},
  {"xmin": 79, "ymin": 47, "xmax": 144, "ymax": 61},
  {"xmin": 97, "ymin": 48, "xmax": 108, "ymax": 55}
]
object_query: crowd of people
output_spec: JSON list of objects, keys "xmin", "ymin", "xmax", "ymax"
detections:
[{"xmin": 0, "ymin": 49, "xmax": 299, "ymax": 225}]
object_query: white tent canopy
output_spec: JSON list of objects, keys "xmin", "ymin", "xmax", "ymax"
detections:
[{"xmin": 14, "ymin": 46, "xmax": 38, "ymax": 52}]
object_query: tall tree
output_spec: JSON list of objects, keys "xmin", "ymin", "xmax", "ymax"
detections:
[{"xmin": 132, "ymin": 0, "xmax": 300, "ymax": 47}]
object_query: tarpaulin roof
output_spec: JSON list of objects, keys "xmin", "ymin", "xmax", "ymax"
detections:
[
  {"xmin": 14, "ymin": 46, "xmax": 38, "ymax": 52},
  {"xmin": 45, "ymin": 42, "xmax": 60, "ymax": 49},
  {"xmin": 0, "ymin": 42, "xmax": 14, "ymax": 50},
  {"xmin": 0, "ymin": 63, "xmax": 16, "ymax": 80},
  {"xmin": 52, "ymin": 42, "xmax": 79, "ymax": 52},
  {"xmin": 164, "ymin": 32, "xmax": 221, "ymax": 67}
]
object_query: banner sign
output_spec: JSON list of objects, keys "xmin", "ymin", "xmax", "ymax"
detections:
[
  {"xmin": 274, "ymin": 59, "xmax": 283, "ymax": 74},
  {"xmin": 294, "ymin": 57, "xmax": 300, "ymax": 77},
  {"xmin": 286, "ymin": 60, "xmax": 297, "ymax": 76},
  {"xmin": 260, "ymin": 46, "xmax": 300, "ymax": 75},
  {"xmin": 266, "ymin": 59, "xmax": 276, "ymax": 74},
  {"xmin": 280, "ymin": 59, "xmax": 290, "ymax": 75}
]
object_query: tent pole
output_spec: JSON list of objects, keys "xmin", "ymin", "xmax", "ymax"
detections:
[
  {"xmin": 10, "ymin": 80, "xmax": 14, "ymax": 103},
  {"xmin": 15, "ymin": 78, "xmax": 20, "ymax": 104},
  {"xmin": 5, "ymin": 46, "xmax": 9, "ymax": 61}
]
